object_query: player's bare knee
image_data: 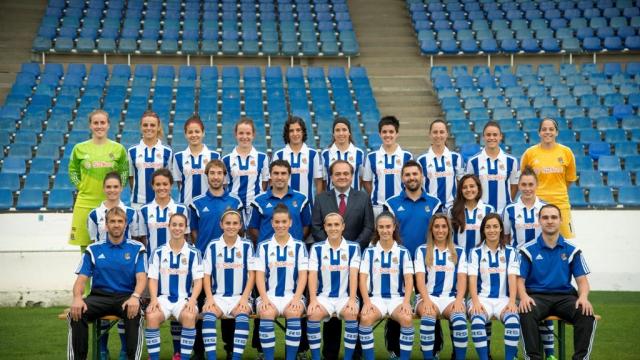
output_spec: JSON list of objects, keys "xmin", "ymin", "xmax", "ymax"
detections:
[{"xmin": 180, "ymin": 310, "xmax": 197, "ymax": 327}]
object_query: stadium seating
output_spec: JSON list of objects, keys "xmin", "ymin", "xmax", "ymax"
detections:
[{"xmin": 33, "ymin": 0, "xmax": 359, "ymax": 57}]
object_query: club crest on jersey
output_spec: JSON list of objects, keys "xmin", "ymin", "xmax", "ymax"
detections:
[
  {"xmin": 156, "ymin": 152, "xmax": 162, "ymax": 159},
  {"xmin": 182, "ymin": 257, "xmax": 187, "ymax": 265},
  {"xmin": 395, "ymin": 158, "xmax": 401, "ymax": 165},
  {"xmin": 446, "ymin": 160, "xmax": 451, "ymax": 166},
  {"xmin": 341, "ymin": 254, "xmax": 347, "ymax": 261},
  {"xmin": 109, "ymin": 153, "xmax": 115, "ymax": 160},
  {"xmin": 250, "ymin": 160, "xmax": 256, "ymax": 166},
  {"xmin": 478, "ymin": 213, "xmax": 484, "ymax": 220},
  {"xmin": 448, "ymin": 256, "xmax": 453, "ymax": 262},
  {"xmin": 292, "ymin": 201, "xmax": 298, "ymax": 208},
  {"xmin": 560, "ymin": 253, "xmax": 567, "ymax": 261},
  {"xmin": 237, "ymin": 251, "xmax": 242, "ymax": 258},
  {"xmin": 499, "ymin": 163, "xmax": 505, "ymax": 170},
  {"xmin": 557, "ymin": 157, "xmax": 564, "ymax": 164},
  {"xmin": 302, "ymin": 157, "xmax": 307, "ymax": 164},
  {"xmin": 392, "ymin": 257, "xmax": 398, "ymax": 264},
  {"xmin": 124, "ymin": 252, "xmax": 131, "ymax": 260},
  {"xmin": 348, "ymin": 156, "xmax": 354, "ymax": 162},
  {"xmin": 500, "ymin": 256, "xmax": 506, "ymax": 263},
  {"xmin": 288, "ymin": 250, "xmax": 294, "ymax": 257},
  {"xmin": 424, "ymin": 206, "xmax": 430, "ymax": 213}
]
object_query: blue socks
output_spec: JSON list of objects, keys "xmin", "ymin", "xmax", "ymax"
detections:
[
  {"xmin": 359, "ymin": 325, "xmax": 375, "ymax": 360},
  {"xmin": 232, "ymin": 314, "xmax": 250, "ymax": 360},
  {"xmin": 180, "ymin": 327, "xmax": 196, "ymax": 360},
  {"xmin": 259, "ymin": 319, "xmax": 276, "ymax": 360},
  {"xmin": 285, "ymin": 318, "xmax": 302, "ymax": 360},
  {"xmin": 471, "ymin": 314, "xmax": 489, "ymax": 360},
  {"xmin": 170, "ymin": 320, "xmax": 182, "ymax": 355},
  {"xmin": 344, "ymin": 320, "xmax": 359, "ymax": 360},
  {"xmin": 144, "ymin": 328, "xmax": 161, "ymax": 360},
  {"xmin": 419, "ymin": 315, "xmax": 436, "ymax": 359},
  {"xmin": 399, "ymin": 326, "xmax": 415, "ymax": 360},
  {"xmin": 306, "ymin": 320, "xmax": 322, "ymax": 360},
  {"xmin": 540, "ymin": 319, "xmax": 556, "ymax": 357},
  {"xmin": 99, "ymin": 320, "xmax": 110, "ymax": 353},
  {"xmin": 504, "ymin": 312, "xmax": 520, "ymax": 360},
  {"xmin": 450, "ymin": 312, "xmax": 468, "ymax": 360},
  {"xmin": 202, "ymin": 312, "xmax": 217, "ymax": 360}
]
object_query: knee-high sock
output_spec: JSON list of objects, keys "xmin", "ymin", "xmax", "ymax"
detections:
[
  {"xmin": 171, "ymin": 320, "xmax": 182, "ymax": 354},
  {"xmin": 450, "ymin": 312, "xmax": 468, "ymax": 360},
  {"xmin": 180, "ymin": 327, "xmax": 196, "ymax": 360},
  {"xmin": 99, "ymin": 319, "xmax": 110, "ymax": 353},
  {"xmin": 306, "ymin": 320, "xmax": 322, "ymax": 360},
  {"xmin": 471, "ymin": 314, "xmax": 489, "ymax": 360},
  {"xmin": 202, "ymin": 313, "xmax": 217, "ymax": 360},
  {"xmin": 420, "ymin": 315, "xmax": 436, "ymax": 360},
  {"xmin": 399, "ymin": 326, "xmax": 415, "ymax": 360},
  {"xmin": 117, "ymin": 319, "xmax": 126, "ymax": 354},
  {"xmin": 232, "ymin": 314, "xmax": 250, "ymax": 360},
  {"xmin": 259, "ymin": 319, "xmax": 276, "ymax": 360},
  {"xmin": 145, "ymin": 328, "xmax": 161, "ymax": 360},
  {"xmin": 504, "ymin": 312, "xmax": 520, "ymax": 360},
  {"xmin": 359, "ymin": 325, "xmax": 375, "ymax": 360},
  {"xmin": 540, "ymin": 319, "xmax": 555, "ymax": 357},
  {"xmin": 285, "ymin": 318, "xmax": 302, "ymax": 360},
  {"xmin": 344, "ymin": 320, "xmax": 358, "ymax": 360}
]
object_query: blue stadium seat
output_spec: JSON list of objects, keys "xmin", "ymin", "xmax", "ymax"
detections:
[
  {"xmin": 24, "ymin": 173, "xmax": 50, "ymax": 191},
  {"xmin": 588, "ymin": 186, "xmax": 616, "ymax": 207},
  {"xmin": 607, "ymin": 171, "xmax": 632, "ymax": 187},
  {"xmin": 615, "ymin": 142, "xmax": 638, "ymax": 156},
  {"xmin": 598, "ymin": 155, "xmax": 621, "ymax": 172},
  {"xmin": 588, "ymin": 141, "xmax": 611, "ymax": 159},
  {"xmin": 568, "ymin": 186, "xmax": 588, "ymax": 207},
  {"xmin": 47, "ymin": 189, "xmax": 74, "ymax": 210},
  {"xmin": 618, "ymin": 186, "xmax": 640, "ymax": 207},
  {"xmin": 1, "ymin": 157, "xmax": 26, "ymax": 175},
  {"xmin": 0, "ymin": 173, "xmax": 20, "ymax": 191},
  {"xmin": 53, "ymin": 173, "xmax": 74, "ymax": 190},
  {"xmin": 16, "ymin": 189, "xmax": 43, "ymax": 210},
  {"xmin": 575, "ymin": 155, "xmax": 595, "ymax": 171},
  {"xmin": 30, "ymin": 158, "xmax": 54, "ymax": 175},
  {"xmin": 579, "ymin": 170, "xmax": 604, "ymax": 187}
]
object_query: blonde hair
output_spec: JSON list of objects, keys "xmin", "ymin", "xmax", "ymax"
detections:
[
  {"xmin": 140, "ymin": 110, "xmax": 164, "ymax": 139},
  {"xmin": 425, "ymin": 214, "xmax": 458, "ymax": 267},
  {"xmin": 88, "ymin": 109, "xmax": 109, "ymax": 123}
]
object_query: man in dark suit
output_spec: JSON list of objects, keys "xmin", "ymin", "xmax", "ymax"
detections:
[{"xmin": 311, "ymin": 159, "xmax": 374, "ymax": 360}]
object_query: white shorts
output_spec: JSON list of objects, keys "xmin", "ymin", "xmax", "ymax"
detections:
[
  {"xmin": 256, "ymin": 294, "xmax": 306, "ymax": 316},
  {"xmin": 415, "ymin": 294, "xmax": 456, "ymax": 315},
  {"xmin": 466, "ymin": 297, "xmax": 510, "ymax": 321},
  {"xmin": 157, "ymin": 296, "xmax": 190, "ymax": 321},
  {"xmin": 369, "ymin": 296, "xmax": 405, "ymax": 317},
  {"xmin": 372, "ymin": 205, "xmax": 384, "ymax": 218},
  {"xmin": 315, "ymin": 295, "xmax": 360, "ymax": 321},
  {"xmin": 213, "ymin": 295, "xmax": 253, "ymax": 318}
]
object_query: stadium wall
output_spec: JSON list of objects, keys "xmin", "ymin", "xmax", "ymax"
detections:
[{"xmin": 0, "ymin": 211, "xmax": 638, "ymax": 307}]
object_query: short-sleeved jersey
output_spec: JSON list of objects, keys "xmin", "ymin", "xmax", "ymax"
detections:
[
  {"xmin": 190, "ymin": 191, "xmax": 244, "ymax": 253},
  {"xmin": 273, "ymin": 143, "xmax": 323, "ymax": 203},
  {"xmin": 148, "ymin": 242, "xmax": 204, "ymax": 302},
  {"xmin": 360, "ymin": 242, "xmax": 414, "ymax": 298},
  {"xmin": 76, "ymin": 239, "xmax": 147, "ymax": 294},
  {"xmin": 171, "ymin": 145, "xmax": 221, "ymax": 206},
  {"xmin": 362, "ymin": 145, "xmax": 413, "ymax": 206},
  {"xmin": 467, "ymin": 244, "xmax": 519, "ymax": 299},
  {"xmin": 252, "ymin": 235, "xmax": 309, "ymax": 298},
  {"xmin": 248, "ymin": 188, "xmax": 311, "ymax": 243},
  {"xmin": 222, "ymin": 146, "xmax": 269, "ymax": 208},
  {"xmin": 465, "ymin": 148, "xmax": 519, "ymax": 213},
  {"xmin": 519, "ymin": 235, "xmax": 590, "ymax": 294},
  {"xmin": 502, "ymin": 197, "xmax": 546, "ymax": 248},
  {"xmin": 203, "ymin": 236, "xmax": 255, "ymax": 297},
  {"xmin": 414, "ymin": 245, "xmax": 467, "ymax": 297},
  {"xmin": 320, "ymin": 143, "xmax": 365, "ymax": 191},
  {"xmin": 128, "ymin": 140, "xmax": 173, "ymax": 205},
  {"xmin": 450, "ymin": 201, "xmax": 496, "ymax": 255},
  {"xmin": 417, "ymin": 146, "xmax": 464, "ymax": 210},
  {"xmin": 308, "ymin": 238, "xmax": 361, "ymax": 298},
  {"xmin": 69, "ymin": 140, "xmax": 129, "ymax": 207},
  {"xmin": 87, "ymin": 201, "xmax": 139, "ymax": 242},
  {"xmin": 383, "ymin": 190, "xmax": 442, "ymax": 255},
  {"xmin": 137, "ymin": 199, "xmax": 190, "ymax": 255},
  {"xmin": 520, "ymin": 144, "xmax": 577, "ymax": 209}
]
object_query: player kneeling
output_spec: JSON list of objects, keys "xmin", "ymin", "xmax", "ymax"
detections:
[
  {"xmin": 467, "ymin": 214, "xmax": 520, "ymax": 360},
  {"xmin": 307, "ymin": 213, "xmax": 361, "ymax": 360},
  {"xmin": 253, "ymin": 204, "xmax": 308, "ymax": 360},
  {"xmin": 358, "ymin": 212, "xmax": 415, "ymax": 360},
  {"xmin": 201, "ymin": 209, "xmax": 255, "ymax": 360},
  {"xmin": 145, "ymin": 213, "xmax": 203, "ymax": 360}
]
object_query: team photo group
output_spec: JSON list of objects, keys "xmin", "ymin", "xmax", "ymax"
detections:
[{"xmin": 65, "ymin": 109, "xmax": 597, "ymax": 360}]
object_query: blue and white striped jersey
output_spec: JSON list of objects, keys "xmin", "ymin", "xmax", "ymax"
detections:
[
  {"xmin": 128, "ymin": 140, "xmax": 173, "ymax": 205},
  {"xmin": 468, "ymin": 244, "xmax": 519, "ymax": 299},
  {"xmin": 171, "ymin": 145, "xmax": 221, "ymax": 206},
  {"xmin": 148, "ymin": 242, "xmax": 204, "ymax": 302},
  {"xmin": 414, "ymin": 245, "xmax": 467, "ymax": 297},
  {"xmin": 320, "ymin": 143, "xmax": 365, "ymax": 191},
  {"xmin": 137, "ymin": 199, "xmax": 190, "ymax": 256},
  {"xmin": 87, "ymin": 201, "xmax": 139, "ymax": 242},
  {"xmin": 360, "ymin": 242, "xmax": 414, "ymax": 298},
  {"xmin": 252, "ymin": 235, "xmax": 308, "ymax": 298},
  {"xmin": 449, "ymin": 201, "xmax": 496, "ymax": 255},
  {"xmin": 308, "ymin": 238, "xmax": 361, "ymax": 298},
  {"xmin": 362, "ymin": 145, "xmax": 413, "ymax": 206},
  {"xmin": 273, "ymin": 143, "xmax": 323, "ymax": 203},
  {"xmin": 502, "ymin": 197, "xmax": 545, "ymax": 248},
  {"xmin": 222, "ymin": 146, "xmax": 269, "ymax": 208},
  {"xmin": 203, "ymin": 236, "xmax": 254, "ymax": 297},
  {"xmin": 465, "ymin": 148, "xmax": 519, "ymax": 213},
  {"xmin": 417, "ymin": 146, "xmax": 464, "ymax": 211}
]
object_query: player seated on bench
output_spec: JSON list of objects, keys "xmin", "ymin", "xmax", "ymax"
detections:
[
  {"xmin": 358, "ymin": 212, "xmax": 415, "ymax": 360},
  {"xmin": 67, "ymin": 207, "xmax": 147, "ymax": 360},
  {"xmin": 145, "ymin": 213, "xmax": 203, "ymax": 360},
  {"xmin": 306, "ymin": 212, "xmax": 361, "ymax": 360},
  {"xmin": 518, "ymin": 204, "xmax": 597, "ymax": 360},
  {"xmin": 252, "ymin": 204, "xmax": 308, "ymax": 360},
  {"xmin": 201, "ymin": 209, "xmax": 255, "ymax": 360},
  {"xmin": 414, "ymin": 213, "xmax": 468, "ymax": 360}
]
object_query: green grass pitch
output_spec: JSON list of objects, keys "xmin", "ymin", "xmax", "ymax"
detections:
[{"xmin": 1, "ymin": 291, "xmax": 638, "ymax": 359}]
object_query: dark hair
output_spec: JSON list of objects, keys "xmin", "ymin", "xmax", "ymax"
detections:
[
  {"xmin": 378, "ymin": 115, "xmax": 400, "ymax": 133},
  {"xmin": 479, "ymin": 213, "xmax": 506, "ymax": 248},
  {"xmin": 151, "ymin": 168, "xmax": 174, "ymax": 185},
  {"xmin": 451, "ymin": 174, "xmax": 483, "ymax": 234},
  {"xmin": 331, "ymin": 117, "xmax": 353, "ymax": 144},
  {"xmin": 235, "ymin": 116, "xmax": 256, "ymax": 135},
  {"xmin": 483, "ymin": 120, "xmax": 502, "ymax": 135},
  {"xmin": 539, "ymin": 204, "xmax": 562, "ymax": 219},
  {"xmin": 270, "ymin": 159, "xmax": 292, "ymax": 174},
  {"xmin": 169, "ymin": 212, "xmax": 188, "ymax": 225},
  {"xmin": 140, "ymin": 110, "xmax": 164, "ymax": 139},
  {"xmin": 272, "ymin": 203, "xmax": 292, "ymax": 219},
  {"xmin": 205, "ymin": 159, "xmax": 226, "ymax": 175},
  {"xmin": 401, "ymin": 159, "xmax": 423, "ymax": 175},
  {"xmin": 538, "ymin": 117, "xmax": 559, "ymax": 132},
  {"xmin": 283, "ymin": 115, "xmax": 307, "ymax": 144},
  {"xmin": 103, "ymin": 171, "xmax": 122, "ymax": 186},
  {"xmin": 429, "ymin": 119, "xmax": 448, "ymax": 132},
  {"xmin": 371, "ymin": 211, "xmax": 401, "ymax": 246},
  {"xmin": 329, "ymin": 159, "xmax": 354, "ymax": 176},
  {"xmin": 519, "ymin": 166, "xmax": 538, "ymax": 183},
  {"xmin": 105, "ymin": 206, "xmax": 127, "ymax": 222},
  {"xmin": 220, "ymin": 209, "xmax": 243, "ymax": 223},
  {"xmin": 183, "ymin": 114, "xmax": 204, "ymax": 132}
]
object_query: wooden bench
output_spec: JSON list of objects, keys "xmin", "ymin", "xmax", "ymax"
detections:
[{"xmin": 58, "ymin": 309, "xmax": 119, "ymax": 360}]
